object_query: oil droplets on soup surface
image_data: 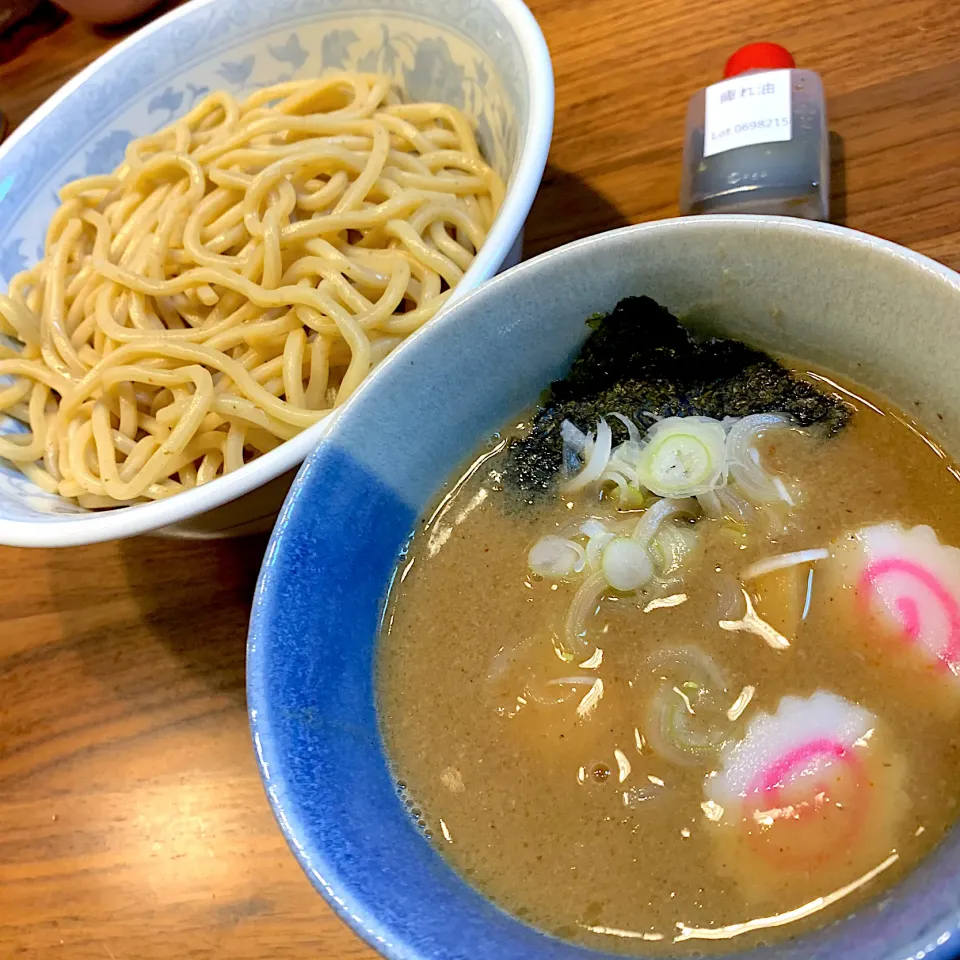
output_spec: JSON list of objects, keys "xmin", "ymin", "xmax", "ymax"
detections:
[{"xmin": 377, "ymin": 356, "xmax": 960, "ymax": 953}]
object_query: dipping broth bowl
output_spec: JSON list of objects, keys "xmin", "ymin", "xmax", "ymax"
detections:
[{"xmin": 248, "ymin": 216, "xmax": 960, "ymax": 960}]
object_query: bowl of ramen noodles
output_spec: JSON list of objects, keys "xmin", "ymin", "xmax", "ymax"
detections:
[
  {"xmin": 248, "ymin": 215, "xmax": 960, "ymax": 960},
  {"xmin": 0, "ymin": 0, "xmax": 552, "ymax": 546}
]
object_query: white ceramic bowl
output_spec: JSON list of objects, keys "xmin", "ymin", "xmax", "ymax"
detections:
[{"xmin": 0, "ymin": 0, "xmax": 553, "ymax": 547}]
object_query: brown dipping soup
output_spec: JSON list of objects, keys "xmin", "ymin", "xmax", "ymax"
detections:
[{"xmin": 376, "ymin": 363, "xmax": 960, "ymax": 954}]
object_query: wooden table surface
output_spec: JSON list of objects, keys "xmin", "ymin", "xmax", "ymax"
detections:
[{"xmin": 2, "ymin": 0, "xmax": 959, "ymax": 957}]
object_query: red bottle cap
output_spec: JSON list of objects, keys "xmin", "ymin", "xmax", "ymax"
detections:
[{"xmin": 723, "ymin": 42, "xmax": 796, "ymax": 78}]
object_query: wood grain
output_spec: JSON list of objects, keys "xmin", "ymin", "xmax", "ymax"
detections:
[{"xmin": 1, "ymin": 1, "xmax": 960, "ymax": 957}]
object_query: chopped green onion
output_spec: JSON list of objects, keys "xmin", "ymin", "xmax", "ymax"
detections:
[
  {"xmin": 725, "ymin": 413, "xmax": 797, "ymax": 504},
  {"xmin": 601, "ymin": 537, "xmax": 654, "ymax": 591},
  {"xmin": 581, "ymin": 518, "xmax": 617, "ymax": 570},
  {"xmin": 655, "ymin": 685, "xmax": 726, "ymax": 760},
  {"xmin": 564, "ymin": 570, "xmax": 609, "ymax": 656},
  {"xmin": 636, "ymin": 416, "xmax": 727, "ymax": 498},
  {"xmin": 651, "ymin": 523, "xmax": 700, "ymax": 576},
  {"xmin": 563, "ymin": 419, "xmax": 613, "ymax": 493},
  {"xmin": 528, "ymin": 535, "xmax": 586, "ymax": 578},
  {"xmin": 641, "ymin": 646, "xmax": 732, "ymax": 766},
  {"xmin": 610, "ymin": 483, "xmax": 648, "ymax": 510},
  {"xmin": 631, "ymin": 497, "xmax": 698, "ymax": 549}
]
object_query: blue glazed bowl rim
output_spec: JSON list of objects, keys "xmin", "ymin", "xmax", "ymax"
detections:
[{"xmin": 248, "ymin": 216, "xmax": 960, "ymax": 960}]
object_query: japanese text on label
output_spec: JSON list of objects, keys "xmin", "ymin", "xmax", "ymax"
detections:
[{"xmin": 703, "ymin": 69, "xmax": 792, "ymax": 158}]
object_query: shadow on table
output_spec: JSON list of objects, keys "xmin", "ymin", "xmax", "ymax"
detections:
[
  {"xmin": 37, "ymin": 530, "xmax": 268, "ymax": 709},
  {"xmin": 0, "ymin": 2, "xmax": 66, "ymax": 65},
  {"xmin": 116, "ymin": 532, "xmax": 269, "ymax": 702},
  {"xmin": 85, "ymin": 0, "xmax": 183, "ymax": 39},
  {"xmin": 521, "ymin": 163, "xmax": 632, "ymax": 260}
]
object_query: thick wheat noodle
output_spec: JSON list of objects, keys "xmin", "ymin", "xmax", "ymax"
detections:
[{"xmin": 0, "ymin": 73, "xmax": 503, "ymax": 508}]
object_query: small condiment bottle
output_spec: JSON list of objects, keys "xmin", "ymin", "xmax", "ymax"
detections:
[{"xmin": 679, "ymin": 42, "xmax": 829, "ymax": 220}]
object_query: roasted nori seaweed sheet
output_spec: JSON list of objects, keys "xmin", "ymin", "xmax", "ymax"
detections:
[{"xmin": 505, "ymin": 296, "xmax": 850, "ymax": 492}]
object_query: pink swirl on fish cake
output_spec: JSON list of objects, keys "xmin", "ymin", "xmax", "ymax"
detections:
[
  {"xmin": 748, "ymin": 737, "xmax": 855, "ymax": 797},
  {"xmin": 744, "ymin": 737, "xmax": 867, "ymax": 868},
  {"xmin": 705, "ymin": 692, "xmax": 905, "ymax": 901},
  {"xmin": 859, "ymin": 556, "xmax": 960, "ymax": 673}
]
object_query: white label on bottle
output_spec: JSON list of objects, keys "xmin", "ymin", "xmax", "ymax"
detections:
[{"xmin": 702, "ymin": 69, "xmax": 792, "ymax": 158}]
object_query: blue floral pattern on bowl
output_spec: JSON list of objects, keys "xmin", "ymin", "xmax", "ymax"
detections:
[{"xmin": 0, "ymin": 0, "xmax": 528, "ymax": 518}]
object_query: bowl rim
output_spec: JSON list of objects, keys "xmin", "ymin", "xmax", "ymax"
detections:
[
  {"xmin": 248, "ymin": 214, "xmax": 960, "ymax": 960},
  {"xmin": 0, "ymin": 0, "xmax": 555, "ymax": 548}
]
